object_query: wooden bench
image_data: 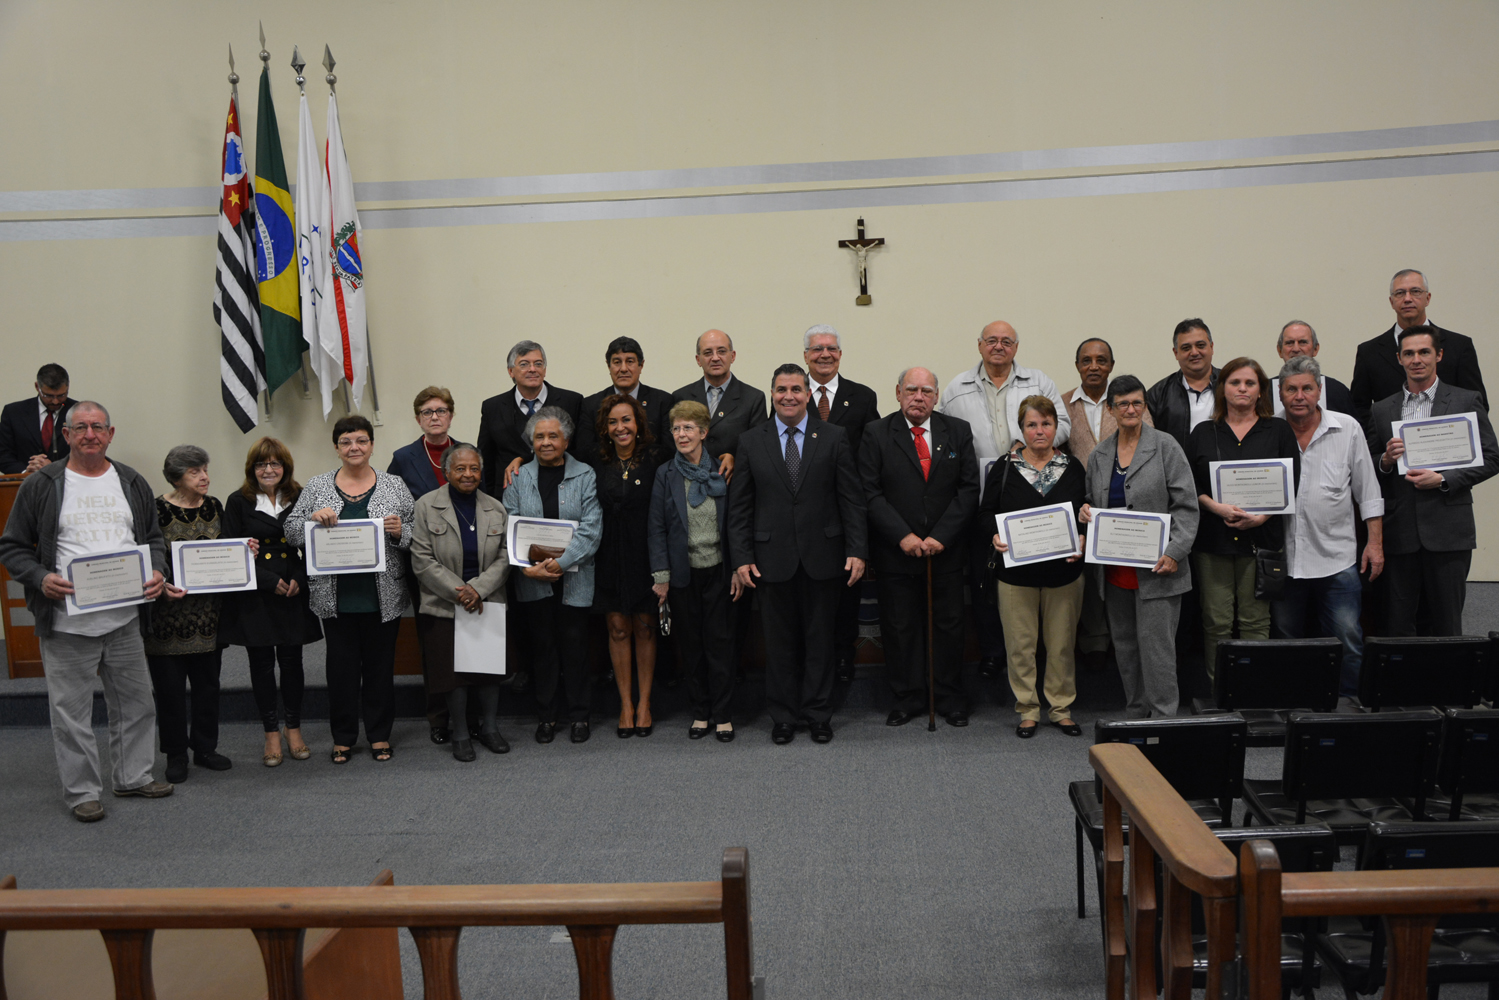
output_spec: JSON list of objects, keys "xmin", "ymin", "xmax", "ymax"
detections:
[{"xmin": 0, "ymin": 847, "xmax": 755, "ymax": 1000}]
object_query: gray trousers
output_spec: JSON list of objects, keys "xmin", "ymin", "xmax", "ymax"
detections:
[
  {"xmin": 38, "ymin": 623, "xmax": 159, "ymax": 807},
  {"xmin": 1105, "ymin": 585, "xmax": 1181, "ymax": 719}
]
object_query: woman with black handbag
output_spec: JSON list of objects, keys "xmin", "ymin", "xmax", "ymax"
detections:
[{"xmin": 1185, "ymin": 357, "xmax": 1299, "ymax": 683}]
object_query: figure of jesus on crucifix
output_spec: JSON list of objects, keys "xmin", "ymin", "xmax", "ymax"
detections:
[{"xmin": 838, "ymin": 216, "xmax": 885, "ymax": 306}]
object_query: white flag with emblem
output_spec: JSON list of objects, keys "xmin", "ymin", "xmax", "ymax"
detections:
[
  {"xmin": 294, "ymin": 87, "xmax": 337, "ymax": 417},
  {"xmin": 314, "ymin": 92, "xmax": 368, "ymax": 410}
]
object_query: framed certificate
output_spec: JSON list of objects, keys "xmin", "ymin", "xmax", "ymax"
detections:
[
  {"xmin": 1394, "ymin": 412, "xmax": 1483, "ymax": 474},
  {"xmin": 507, "ymin": 516, "xmax": 579, "ymax": 570},
  {"xmin": 65, "ymin": 544, "xmax": 153, "ymax": 616},
  {"xmin": 1085, "ymin": 510, "xmax": 1171, "ymax": 569},
  {"xmin": 1208, "ymin": 458, "xmax": 1295, "ymax": 514},
  {"xmin": 305, "ymin": 519, "xmax": 386, "ymax": 576},
  {"xmin": 170, "ymin": 539, "xmax": 256, "ymax": 593},
  {"xmin": 996, "ymin": 502, "xmax": 1080, "ymax": 568}
]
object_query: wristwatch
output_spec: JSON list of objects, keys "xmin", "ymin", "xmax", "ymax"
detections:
[{"xmin": 1439, "ymin": 475, "xmax": 1450, "ymax": 492}]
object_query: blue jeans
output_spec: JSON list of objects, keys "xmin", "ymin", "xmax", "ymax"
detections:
[{"xmin": 1270, "ymin": 565, "xmax": 1364, "ymax": 697}]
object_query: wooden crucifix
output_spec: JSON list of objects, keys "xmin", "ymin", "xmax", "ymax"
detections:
[{"xmin": 838, "ymin": 216, "xmax": 885, "ymax": 305}]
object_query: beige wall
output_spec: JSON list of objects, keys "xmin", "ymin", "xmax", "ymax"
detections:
[{"xmin": 3, "ymin": 1, "xmax": 1499, "ymax": 572}]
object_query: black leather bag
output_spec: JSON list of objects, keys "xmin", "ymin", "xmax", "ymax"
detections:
[{"xmin": 1253, "ymin": 546, "xmax": 1287, "ymax": 601}]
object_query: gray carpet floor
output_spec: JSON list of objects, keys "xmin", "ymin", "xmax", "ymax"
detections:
[{"xmin": 2, "ymin": 583, "xmax": 1497, "ymax": 999}]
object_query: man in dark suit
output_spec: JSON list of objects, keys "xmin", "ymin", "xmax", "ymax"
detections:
[
  {"xmin": 1369, "ymin": 326, "xmax": 1499, "ymax": 636},
  {"xmin": 475, "ymin": 340, "xmax": 583, "ymax": 496},
  {"xmin": 0, "ymin": 363, "xmax": 75, "ymax": 475},
  {"xmin": 729, "ymin": 363, "xmax": 867, "ymax": 744},
  {"xmin": 1270, "ymin": 321, "xmax": 1355, "ymax": 418},
  {"xmin": 672, "ymin": 330, "xmax": 768, "ymax": 482},
  {"xmin": 1352, "ymin": 269, "xmax": 1487, "ymax": 429},
  {"xmin": 803, "ymin": 324, "xmax": 880, "ymax": 681},
  {"xmin": 573, "ymin": 336, "xmax": 676, "ymax": 463},
  {"xmin": 860, "ymin": 367, "xmax": 978, "ymax": 727}
]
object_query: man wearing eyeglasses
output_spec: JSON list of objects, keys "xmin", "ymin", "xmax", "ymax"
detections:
[
  {"xmin": 477, "ymin": 341, "xmax": 584, "ymax": 497},
  {"xmin": 803, "ymin": 325, "xmax": 880, "ymax": 682},
  {"xmin": 1351, "ymin": 269, "xmax": 1487, "ymax": 430},
  {"xmin": 0, "ymin": 363, "xmax": 77, "ymax": 475}
]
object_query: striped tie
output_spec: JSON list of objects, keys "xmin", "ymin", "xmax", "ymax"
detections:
[{"xmin": 785, "ymin": 426, "xmax": 801, "ymax": 491}]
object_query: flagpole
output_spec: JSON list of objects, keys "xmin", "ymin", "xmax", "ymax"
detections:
[
  {"xmin": 289, "ymin": 46, "xmax": 315, "ymax": 402},
  {"xmin": 258, "ymin": 28, "xmax": 274, "ymax": 423}
]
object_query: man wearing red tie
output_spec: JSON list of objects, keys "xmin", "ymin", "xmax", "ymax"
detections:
[
  {"xmin": 0, "ymin": 364, "xmax": 76, "ymax": 475},
  {"xmin": 859, "ymin": 368, "xmax": 980, "ymax": 726}
]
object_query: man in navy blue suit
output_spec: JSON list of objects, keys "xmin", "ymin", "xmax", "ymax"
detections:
[{"xmin": 0, "ymin": 364, "xmax": 75, "ymax": 475}]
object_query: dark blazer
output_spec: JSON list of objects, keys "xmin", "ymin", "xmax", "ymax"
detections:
[
  {"xmin": 1146, "ymin": 368, "xmax": 1221, "ymax": 454},
  {"xmin": 387, "ymin": 437, "xmax": 470, "ymax": 501},
  {"xmin": 1083, "ymin": 425, "xmax": 1199, "ymax": 601},
  {"xmin": 859, "ymin": 412, "xmax": 978, "ymax": 576},
  {"xmin": 672, "ymin": 375, "xmax": 768, "ymax": 465},
  {"xmin": 727, "ymin": 418, "xmax": 868, "ymax": 583},
  {"xmin": 647, "ymin": 458, "xmax": 730, "ymax": 588},
  {"xmin": 808, "ymin": 377, "xmax": 880, "ymax": 458},
  {"xmin": 1368, "ymin": 382, "xmax": 1499, "ymax": 554},
  {"xmin": 574, "ymin": 383, "xmax": 676, "ymax": 464},
  {"xmin": 0, "ymin": 397, "xmax": 75, "ymax": 474},
  {"xmin": 1351, "ymin": 324, "xmax": 1487, "ymax": 430},
  {"xmin": 475, "ymin": 382, "xmax": 583, "ymax": 496}
]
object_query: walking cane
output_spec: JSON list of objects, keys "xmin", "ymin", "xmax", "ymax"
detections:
[{"xmin": 926, "ymin": 555, "xmax": 937, "ymax": 731}]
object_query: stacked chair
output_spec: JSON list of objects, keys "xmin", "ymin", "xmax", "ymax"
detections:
[{"xmin": 1198, "ymin": 639, "xmax": 1342, "ymax": 745}]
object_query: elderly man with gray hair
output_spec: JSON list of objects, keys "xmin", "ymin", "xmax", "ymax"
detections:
[
  {"xmin": 1273, "ymin": 356, "xmax": 1385, "ymax": 698},
  {"xmin": 0, "ymin": 402, "xmax": 175, "ymax": 821},
  {"xmin": 476, "ymin": 339, "xmax": 585, "ymax": 497},
  {"xmin": 1269, "ymin": 320, "xmax": 1355, "ymax": 418}
]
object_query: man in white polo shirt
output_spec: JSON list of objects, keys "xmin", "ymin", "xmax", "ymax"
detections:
[{"xmin": 0, "ymin": 401, "xmax": 173, "ymax": 821}]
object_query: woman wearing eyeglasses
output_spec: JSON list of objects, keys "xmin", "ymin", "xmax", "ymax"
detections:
[
  {"xmin": 219, "ymin": 438, "xmax": 323, "ymax": 767},
  {"xmin": 286, "ymin": 416, "xmax": 415, "ymax": 764}
]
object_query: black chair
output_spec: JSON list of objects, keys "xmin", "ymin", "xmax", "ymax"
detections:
[
  {"xmin": 1190, "ymin": 824, "xmax": 1338, "ymax": 999},
  {"xmin": 1070, "ymin": 715, "xmax": 1247, "ymax": 918},
  {"xmin": 1427, "ymin": 708, "xmax": 1499, "ymax": 821},
  {"xmin": 1316, "ymin": 820, "xmax": 1499, "ymax": 999},
  {"xmin": 1359, "ymin": 636, "xmax": 1488, "ymax": 712},
  {"xmin": 1194, "ymin": 639, "xmax": 1342, "ymax": 745},
  {"xmin": 1242, "ymin": 710, "xmax": 1443, "ymax": 847},
  {"xmin": 1488, "ymin": 631, "xmax": 1499, "ymax": 704}
]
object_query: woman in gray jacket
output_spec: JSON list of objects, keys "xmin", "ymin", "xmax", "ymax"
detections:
[
  {"xmin": 1079, "ymin": 376, "xmax": 1199, "ymax": 719},
  {"xmin": 410, "ymin": 445, "xmax": 510, "ymax": 762}
]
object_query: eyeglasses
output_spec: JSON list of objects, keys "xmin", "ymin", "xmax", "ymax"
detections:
[
  {"xmin": 337, "ymin": 437, "xmax": 371, "ymax": 448},
  {"xmin": 807, "ymin": 346, "xmax": 840, "ymax": 355},
  {"xmin": 68, "ymin": 422, "xmax": 108, "ymax": 434},
  {"xmin": 254, "ymin": 461, "xmax": 284, "ymax": 470},
  {"xmin": 417, "ymin": 407, "xmax": 451, "ymax": 418},
  {"xmin": 39, "ymin": 391, "xmax": 68, "ymax": 403},
  {"xmin": 512, "ymin": 360, "xmax": 545, "ymax": 371},
  {"xmin": 1112, "ymin": 400, "xmax": 1147, "ymax": 411},
  {"xmin": 981, "ymin": 339, "xmax": 1018, "ymax": 351},
  {"xmin": 1391, "ymin": 287, "xmax": 1429, "ymax": 299}
]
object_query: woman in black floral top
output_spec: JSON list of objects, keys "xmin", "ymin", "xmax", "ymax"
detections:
[{"xmin": 145, "ymin": 445, "xmax": 230, "ymax": 784}]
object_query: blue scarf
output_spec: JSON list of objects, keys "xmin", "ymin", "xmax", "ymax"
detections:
[{"xmin": 673, "ymin": 450, "xmax": 727, "ymax": 508}]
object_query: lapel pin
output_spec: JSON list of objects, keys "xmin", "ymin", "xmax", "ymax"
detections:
[
  {"xmin": 718, "ymin": 411, "xmax": 724, "ymax": 417},
  {"xmin": 812, "ymin": 432, "xmax": 818, "ymax": 438},
  {"xmin": 843, "ymin": 400, "xmax": 849, "ymax": 406}
]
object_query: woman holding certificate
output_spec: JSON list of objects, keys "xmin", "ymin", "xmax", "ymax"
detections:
[
  {"xmin": 410, "ymin": 445, "xmax": 511, "ymax": 762},
  {"xmin": 285, "ymin": 416, "xmax": 415, "ymax": 765},
  {"xmin": 1080, "ymin": 376, "xmax": 1199, "ymax": 719},
  {"xmin": 1184, "ymin": 358, "xmax": 1299, "ymax": 679},
  {"xmin": 980, "ymin": 396, "xmax": 1087, "ymax": 739},
  {"xmin": 504, "ymin": 406, "xmax": 603, "ymax": 745},
  {"xmin": 146, "ymin": 445, "xmax": 231, "ymax": 784},
  {"xmin": 219, "ymin": 438, "xmax": 322, "ymax": 767}
]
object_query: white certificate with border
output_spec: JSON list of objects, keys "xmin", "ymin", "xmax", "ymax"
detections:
[
  {"xmin": 65, "ymin": 545, "xmax": 153, "ymax": 616},
  {"xmin": 1085, "ymin": 510, "xmax": 1171, "ymax": 569},
  {"xmin": 1209, "ymin": 458, "xmax": 1295, "ymax": 514},
  {"xmin": 170, "ymin": 539, "xmax": 256, "ymax": 593},
  {"xmin": 305, "ymin": 519, "xmax": 386, "ymax": 576},
  {"xmin": 507, "ymin": 516, "xmax": 580, "ymax": 571},
  {"xmin": 1394, "ymin": 412, "xmax": 1483, "ymax": 474},
  {"xmin": 996, "ymin": 502, "xmax": 1081, "ymax": 568},
  {"xmin": 454, "ymin": 601, "xmax": 507, "ymax": 675}
]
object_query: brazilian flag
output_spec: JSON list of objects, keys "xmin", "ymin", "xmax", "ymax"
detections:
[{"xmin": 254, "ymin": 65, "xmax": 303, "ymax": 394}]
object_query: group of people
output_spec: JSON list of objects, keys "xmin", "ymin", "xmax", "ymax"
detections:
[{"xmin": 2, "ymin": 266, "xmax": 1495, "ymax": 821}]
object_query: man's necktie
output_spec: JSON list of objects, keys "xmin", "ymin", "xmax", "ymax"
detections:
[
  {"xmin": 785, "ymin": 426, "xmax": 801, "ymax": 491},
  {"xmin": 707, "ymin": 385, "xmax": 723, "ymax": 414},
  {"xmin": 522, "ymin": 398, "xmax": 537, "ymax": 417},
  {"xmin": 41, "ymin": 412, "xmax": 53, "ymax": 452},
  {"xmin": 912, "ymin": 426, "xmax": 931, "ymax": 481},
  {"xmin": 817, "ymin": 387, "xmax": 831, "ymax": 422}
]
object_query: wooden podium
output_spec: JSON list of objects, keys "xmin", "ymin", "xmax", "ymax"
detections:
[{"xmin": 1, "ymin": 473, "xmax": 42, "ymax": 678}]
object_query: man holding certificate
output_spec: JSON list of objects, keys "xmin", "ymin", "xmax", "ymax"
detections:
[
  {"xmin": 1370, "ymin": 326, "xmax": 1499, "ymax": 636},
  {"xmin": 0, "ymin": 401, "xmax": 174, "ymax": 821}
]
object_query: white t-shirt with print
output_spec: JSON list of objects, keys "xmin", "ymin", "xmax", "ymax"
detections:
[{"xmin": 53, "ymin": 466, "xmax": 141, "ymax": 637}]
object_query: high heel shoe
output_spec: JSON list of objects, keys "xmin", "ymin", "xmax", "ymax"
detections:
[{"xmin": 616, "ymin": 724, "xmax": 635, "ymax": 739}]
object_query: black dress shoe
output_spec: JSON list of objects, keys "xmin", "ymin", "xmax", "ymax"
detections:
[
  {"xmin": 715, "ymin": 727, "xmax": 735, "ymax": 743},
  {"xmin": 570, "ymin": 721, "xmax": 591, "ymax": 744},
  {"xmin": 886, "ymin": 708, "xmax": 916, "ymax": 727},
  {"xmin": 164, "ymin": 754, "xmax": 189, "ymax": 784},
  {"xmin": 771, "ymin": 723, "xmax": 795, "ymax": 745},
  {"xmin": 809, "ymin": 721, "xmax": 833, "ymax": 744},
  {"xmin": 688, "ymin": 724, "xmax": 710, "ymax": 739},
  {"xmin": 979, "ymin": 656, "xmax": 1001, "ymax": 679},
  {"xmin": 430, "ymin": 726, "xmax": 451, "ymax": 745},
  {"xmin": 1015, "ymin": 722, "xmax": 1038, "ymax": 739},
  {"xmin": 451, "ymin": 739, "xmax": 476, "ymax": 762},
  {"xmin": 475, "ymin": 730, "xmax": 510, "ymax": 754},
  {"xmin": 945, "ymin": 711, "xmax": 970, "ymax": 728},
  {"xmin": 835, "ymin": 656, "xmax": 855, "ymax": 682},
  {"xmin": 535, "ymin": 722, "xmax": 556, "ymax": 744},
  {"xmin": 194, "ymin": 751, "xmax": 232, "ymax": 771},
  {"xmin": 1051, "ymin": 720, "xmax": 1083, "ymax": 737}
]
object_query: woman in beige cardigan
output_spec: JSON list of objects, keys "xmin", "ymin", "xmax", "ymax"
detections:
[{"xmin": 410, "ymin": 445, "xmax": 511, "ymax": 761}]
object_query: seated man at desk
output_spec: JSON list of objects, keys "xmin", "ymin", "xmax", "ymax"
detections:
[{"xmin": 0, "ymin": 363, "xmax": 75, "ymax": 475}]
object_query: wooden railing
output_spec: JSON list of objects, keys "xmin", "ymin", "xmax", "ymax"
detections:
[{"xmin": 0, "ymin": 848, "xmax": 755, "ymax": 1000}]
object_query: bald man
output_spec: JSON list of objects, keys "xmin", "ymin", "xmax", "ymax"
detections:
[{"xmin": 672, "ymin": 330, "xmax": 769, "ymax": 482}]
